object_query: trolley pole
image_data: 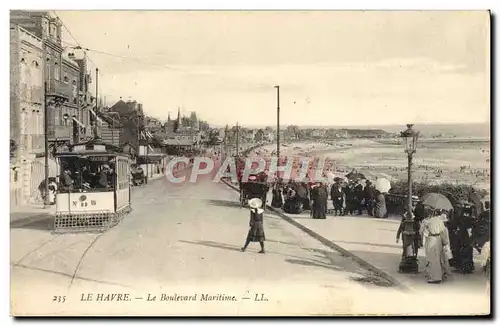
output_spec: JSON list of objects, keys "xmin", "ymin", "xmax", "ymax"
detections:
[{"xmin": 274, "ymin": 85, "xmax": 280, "ymax": 166}]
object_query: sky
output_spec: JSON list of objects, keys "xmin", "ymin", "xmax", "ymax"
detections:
[{"xmin": 55, "ymin": 10, "xmax": 490, "ymax": 127}]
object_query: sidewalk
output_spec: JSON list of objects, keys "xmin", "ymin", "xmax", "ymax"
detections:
[
  {"xmin": 10, "ymin": 204, "xmax": 56, "ymax": 228},
  {"xmin": 223, "ymin": 180, "xmax": 488, "ymax": 298},
  {"xmin": 267, "ymin": 204, "xmax": 487, "ymax": 297}
]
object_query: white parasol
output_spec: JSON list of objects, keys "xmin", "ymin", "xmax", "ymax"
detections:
[{"xmin": 375, "ymin": 178, "xmax": 391, "ymax": 193}]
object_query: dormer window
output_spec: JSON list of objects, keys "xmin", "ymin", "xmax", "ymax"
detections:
[{"xmin": 63, "ymin": 75, "xmax": 69, "ymax": 83}]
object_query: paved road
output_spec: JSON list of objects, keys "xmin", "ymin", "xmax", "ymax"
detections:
[{"xmin": 9, "ymin": 166, "xmax": 484, "ymax": 316}]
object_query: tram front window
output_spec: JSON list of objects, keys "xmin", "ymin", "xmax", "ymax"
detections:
[{"xmin": 58, "ymin": 156, "xmax": 116, "ymax": 193}]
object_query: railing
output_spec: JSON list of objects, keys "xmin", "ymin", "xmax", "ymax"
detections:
[
  {"xmin": 47, "ymin": 80, "xmax": 71, "ymax": 98},
  {"xmin": 53, "ymin": 126, "xmax": 72, "ymax": 139}
]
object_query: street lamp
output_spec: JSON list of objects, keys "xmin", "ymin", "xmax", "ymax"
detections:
[{"xmin": 398, "ymin": 123, "xmax": 420, "ymax": 273}]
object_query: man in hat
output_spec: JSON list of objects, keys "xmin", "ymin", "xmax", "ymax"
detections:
[
  {"xmin": 330, "ymin": 178, "xmax": 344, "ymax": 216},
  {"xmin": 241, "ymin": 198, "xmax": 266, "ymax": 254},
  {"xmin": 363, "ymin": 180, "xmax": 375, "ymax": 216}
]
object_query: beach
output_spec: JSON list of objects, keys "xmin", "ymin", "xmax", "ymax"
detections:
[{"xmin": 249, "ymin": 138, "xmax": 490, "ymax": 192}]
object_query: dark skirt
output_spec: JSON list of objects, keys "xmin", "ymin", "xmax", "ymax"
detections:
[
  {"xmin": 302, "ymin": 197, "xmax": 311, "ymax": 210},
  {"xmin": 246, "ymin": 222, "xmax": 266, "ymax": 242},
  {"xmin": 312, "ymin": 198, "xmax": 327, "ymax": 219},
  {"xmin": 271, "ymin": 190, "xmax": 283, "ymax": 208}
]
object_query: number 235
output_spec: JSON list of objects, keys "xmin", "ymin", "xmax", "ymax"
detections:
[{"xmin": 53, "ymin": 296, "xmax": 66, "ymax": 303}]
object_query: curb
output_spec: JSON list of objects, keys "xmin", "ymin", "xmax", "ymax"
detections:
[{"xmin": 221, "ymin": 178, "xmax": 413, "ymax": 293}]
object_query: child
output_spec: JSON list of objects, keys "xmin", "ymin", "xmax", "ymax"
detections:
[{"xmin": 241, "ymin": 198, "xmax": 266, "ymax": 254}]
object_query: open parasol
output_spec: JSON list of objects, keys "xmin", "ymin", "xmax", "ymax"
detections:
[
  {"xmin": 375, "ymin": 178, "xmax": 391, "ymax": 193},
  {"xmin": 421, "ymin": 192, "xmax": 454, "ymax": 211}
]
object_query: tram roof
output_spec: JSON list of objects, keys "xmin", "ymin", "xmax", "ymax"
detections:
[{"xmin": 54, "ymin": 139, "xmax": 129, "ymax": 158}]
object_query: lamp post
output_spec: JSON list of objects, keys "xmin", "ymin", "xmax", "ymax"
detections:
[
  {"xmin": 398, "ymin": 123, "xmax": 420, "ymax": 273},
  {"xmin": 274, "ymin": 85, "xmax": 280, "ymax": 166}
]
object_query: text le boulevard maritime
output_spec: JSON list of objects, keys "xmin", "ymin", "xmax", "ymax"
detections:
[{"xmin": 80, "ymin": 292, "xmax": 269, "ymax": 302}]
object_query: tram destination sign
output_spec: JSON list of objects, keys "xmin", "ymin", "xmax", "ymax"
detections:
[{"xmin": 87, "ymin": 156, "xmax": 111, "ymax": 162}]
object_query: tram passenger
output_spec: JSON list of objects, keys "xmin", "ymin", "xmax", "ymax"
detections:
[
  {"xmin": 60, "ymin": 169, "xmax": 74, "ymax": 191},
  {"xmin": 99, "ymin": 165, "xmax": 110, "ymax": 189}
]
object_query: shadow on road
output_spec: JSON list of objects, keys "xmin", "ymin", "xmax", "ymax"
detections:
[
  {"xmin": 333, "ymin": 240, "xmax": 401, "ymax": 250},
  {"xmin": 179, "ymin": 240, "xmax": 242, "ymax": 252},
  {"xmin": 205, "ymin": 199, "xmax": 242, "ymax": 209},
  {"xmin": 10, "ymin": 213, "xmax": 54, "ymax": 231},
  {"xmin": 266, "ymin": 239, "xmax": 301, "ymax": 246},
  {"xmin": 284, "ymin": 258, "xmax": 343, "ymax": 272}
]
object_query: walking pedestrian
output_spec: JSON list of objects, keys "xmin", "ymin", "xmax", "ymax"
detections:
[
  {"xmin": 241, "ymin": 198, "xmax": 266, "ymax": 254},
  {"xmin": 374, "ymin": 190, "xmax": 387, "ymax": 218},
  {"xmin": 419, "ymin": 207, "xmax": 452, "ymax": 284}
]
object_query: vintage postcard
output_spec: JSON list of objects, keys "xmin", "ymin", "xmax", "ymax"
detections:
[{"xmin": 9, "ymin": 10, "xmax": 491, "ymax": 316}]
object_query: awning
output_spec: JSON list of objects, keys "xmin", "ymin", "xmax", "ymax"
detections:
[
  {"xmin": 146, "ymin": 131, "xmax": 154, "ymax": 138},
  {"xmin": 88, "ymin": 108, "xmax": 103, "ymax": 124},
  {"xmin": 72, "ymin": 117, "xmax": 85, "ymax": 128}
]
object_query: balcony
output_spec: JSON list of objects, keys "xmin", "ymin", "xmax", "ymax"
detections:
[
  {"xmin": 46, "ymin": 80, "xmax": 71, "ymax": 99},
  {"xmin": 52, "ymin": 125, "xmax": 72, "ymax": 140}
]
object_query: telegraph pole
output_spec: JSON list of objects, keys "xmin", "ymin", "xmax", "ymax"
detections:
[
  {"xmin": 274, "ymin": 85, "xmax": 280, "ymax": 165},
  {"xmin": 236, "ymin": 122, "xmax": 239, "ymax": 157},
  {"xmin": 42, "ymin": 25, "xmax": 49, "ymax": 207},
  {"xmin": 43, "ymin": 81, "xmax": 49, "ymax": 207}
]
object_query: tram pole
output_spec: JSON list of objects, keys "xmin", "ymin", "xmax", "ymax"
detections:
[
  {"xmin": 42, "ymin": 25, "xmax": 49, "ymax": 207},
  {"xmin": 43, "ymin": 81, "xmax": 49, "ymax": 207},
  {"xmin": 274, "ymin": 85, "xmax": 280, "ymax": 167}
]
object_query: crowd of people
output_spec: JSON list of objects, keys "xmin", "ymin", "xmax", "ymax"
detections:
[
  {"xmin": 396, "ymin": 196, "xmax": 491, "ymax": 284},
  {"xmin": 268, "ymin": 174, "xmax": 389, "ymax": 219}
]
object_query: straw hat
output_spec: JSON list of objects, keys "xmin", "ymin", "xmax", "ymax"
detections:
[{"xmin": 248, "ymin": 198, "xmax": 263, "ymax": 209}]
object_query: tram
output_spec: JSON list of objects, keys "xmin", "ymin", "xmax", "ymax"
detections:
[{"xmin": 54, "ymin": 140, "xmax": 132, "ymax": 232}]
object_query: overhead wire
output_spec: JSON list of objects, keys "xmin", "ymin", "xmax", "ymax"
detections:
[{"xmin": 52, "ymin": 11, "xmax": 99, "ymax": 72}]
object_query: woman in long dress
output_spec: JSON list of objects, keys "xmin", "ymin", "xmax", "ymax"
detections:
[
  {"xmin": 271, "ymin": 181, "xmax": 283, "ymax": 208},
  {"xmin": 420, "ymin": 208, "xmax": 452, "ymax": 283},
  {"xmin": 311, "ymin": 182, "xmax": 327, "ymax": 219},
  {"xmin": 374, "ymin": 190, "xmax": 387, "ymax": 218},
  {"xmin": 241, "ymin": 198, "xmax": 266, "ymax": 254}
]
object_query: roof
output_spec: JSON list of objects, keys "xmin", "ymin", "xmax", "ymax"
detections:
[{"xmin": 163, "ymin": 139, "xmax": 195, "ymax": 146}]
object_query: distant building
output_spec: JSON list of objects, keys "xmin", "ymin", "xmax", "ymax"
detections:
[
  {"xmin": 97, "ymin": 112, "xmax": 122, "ymax": 148},
  {"xmin": 108, "ymin": 99, "xmax": 145, "ymax": 148}
]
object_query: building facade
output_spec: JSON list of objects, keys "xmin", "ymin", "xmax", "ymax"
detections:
[
  {"xmin": 10, "ymin": 23, "xmax": 45, "ymax": 206},
  {"xmin": 10, "ymin": 11, "xmax": 94, "ymax": 206},
  {"xmin": 10, "ymin": 23, "xmax": 44, "ymax": 158}
]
